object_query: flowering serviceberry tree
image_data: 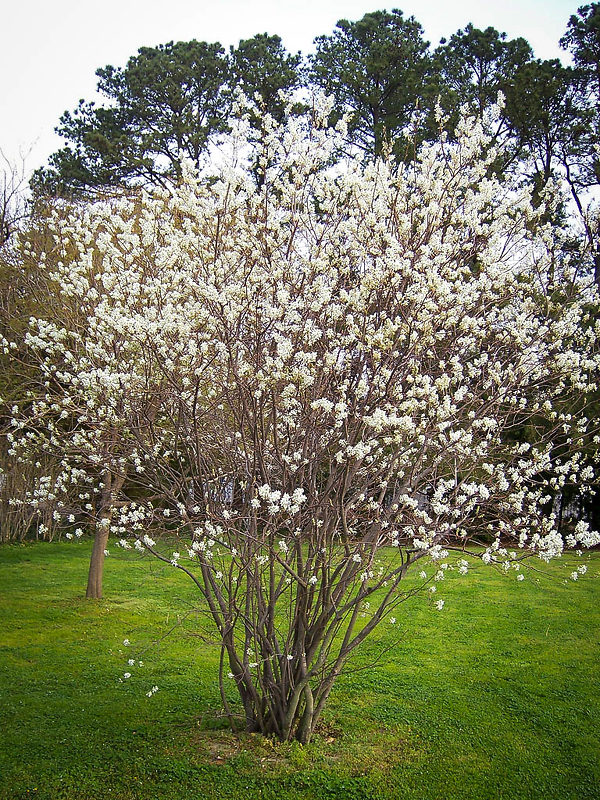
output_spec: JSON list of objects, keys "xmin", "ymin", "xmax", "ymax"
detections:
[{"xmin": 5, "ymin": 97, "xmax": 600, "ymax": 743}]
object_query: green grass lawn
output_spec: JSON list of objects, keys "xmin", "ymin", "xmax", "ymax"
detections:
[{"xmin": 0, "ymin": 540, "xmax": 598, "ymax": 800}]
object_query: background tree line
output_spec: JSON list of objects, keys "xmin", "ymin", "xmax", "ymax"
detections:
[{"xmin": 30, "ymin": 4, "xmax": 600, "ymax": 223}]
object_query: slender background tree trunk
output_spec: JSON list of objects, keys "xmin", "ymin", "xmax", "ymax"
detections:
[{"xmin": 86, "ymin": 470, "xmax": 125, "ymax": 599}]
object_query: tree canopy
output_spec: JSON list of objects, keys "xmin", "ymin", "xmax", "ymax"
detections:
[
  {"xmin": 32, "ymin": 35, "xmax": 302, "ymax": 196},
  {"xmin": 434, "ymin": 24, "xmax": 532, "ymax": 119},
  {"xmin": 309, "ymin": 9, "xmax": 432, "ymax": 155},
  {"xmin": 230, "ymin": 33, "xmax": 303, "ymax": 124},
  {"xmin": 34, "ymin": 41, "xmax": 232, "ymax": 194}
]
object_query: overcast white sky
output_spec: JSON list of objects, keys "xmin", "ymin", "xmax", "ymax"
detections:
[{"xmin": 1, "ymin": 0, "xmax": 580, "ymax": 174}]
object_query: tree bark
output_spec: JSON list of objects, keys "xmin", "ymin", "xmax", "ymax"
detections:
[
  {"xmin": 86, "ymin": 518, "xmax": 110, "ymax": 599},
  {"xmin": 86, "ymin": 469, "xmax": 125, "ymax": 599}
]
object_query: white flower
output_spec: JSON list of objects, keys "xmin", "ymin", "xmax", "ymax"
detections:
[
  {"xmin": 308, "ymin": 575, "xmax": 318, "ymax": 585},
  {"xmin": 258, "ymin": 484, "xmax": 271, "ymax": 500},
  {"xmin": 123, "ymin": 672, "xmax": 131, "ymax": 679},
  {"xmin": 435, "ymin": 600, "xmax": 445, "ymax": 611},
  {"xmin": 516, "ymin": 574, "xmax": 525, "ymax": 582},
  {"xmin": 123, "ymin": 639, "xmax": 130, "ymax": 646},
  {"xmin": 128, "ymin": 659, "xmax": 135, "ymax": 666}
]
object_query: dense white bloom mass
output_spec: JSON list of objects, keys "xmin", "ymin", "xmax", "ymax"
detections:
[{"xmin": 7, "ymin": 97, "xmax": 599, "ymax": 743}]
